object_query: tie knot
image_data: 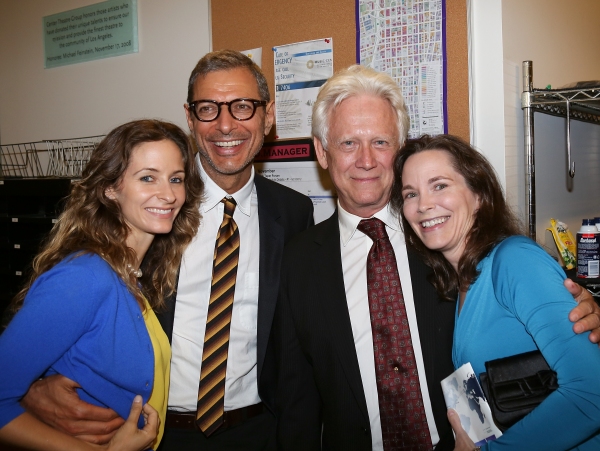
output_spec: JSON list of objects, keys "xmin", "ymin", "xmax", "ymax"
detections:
[
  {"xmin": 357, "ymin": 218, "xmax": 388, "ymax": 241},
  {"xmin": 222, "ymin": 197, "xmax": 237, "ymax": 218}
]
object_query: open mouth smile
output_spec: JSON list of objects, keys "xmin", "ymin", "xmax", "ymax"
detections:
[
  {"xmin": 146, "ymin": 208, "xmax": 174, "ymax": 214},
  {"xmin": 214, "ymin": 140, "xmax": 244, "ymax": 148},
  {"xmin": 421, "ymin": 217, "xmax": 449, "ymax": 228}
]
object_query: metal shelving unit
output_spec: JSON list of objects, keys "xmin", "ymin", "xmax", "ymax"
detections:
[
  {"xmin": 521, "ymin": 60, "xmax": 600, "ymax": 240},
  {"xmin": 0, "ymin": 135, "xmax": 104, "ymax": 179}
]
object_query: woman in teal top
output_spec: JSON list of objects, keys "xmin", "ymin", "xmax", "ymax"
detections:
[
  {"xmin": 393, "ymin": 134, "xmax": 600, "ymax": 450},
  {"xmin": 0, "ymin": 120, "xmax": 202, "ymax": 451}
]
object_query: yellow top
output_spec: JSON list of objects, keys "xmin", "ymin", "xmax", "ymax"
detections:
[{"xmin": 142, "ymin": 300, "xmax": 171, "ymax": 449}]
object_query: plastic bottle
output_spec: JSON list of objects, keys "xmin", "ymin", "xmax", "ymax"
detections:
[{"xmin": 576, "ymin": 219, "xmax": 600, "ymax": 278}]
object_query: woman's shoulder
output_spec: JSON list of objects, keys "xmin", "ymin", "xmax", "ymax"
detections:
[
  {"xmin": 492, "ymin": 235, "xmax": 561, "ymax": 275},
  {"xmin": 494, "ymin": 235, "xmax": 542, "ymax": 259},
  {"xmin": 56, "ymin": 252, "xmax": 111, "ymax": 271},
  {"xmin": 42, "ymin": 252, "xmax": 117, "ymax": 286}
]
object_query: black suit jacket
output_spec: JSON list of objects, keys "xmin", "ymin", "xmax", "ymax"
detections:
[
  {"xmin": 273, "ymin": 211, "xmax": 456, "ymax": 450},
  {"xmin": 156, "ymin": 174, "xmax": 314, "ymax": 414}
]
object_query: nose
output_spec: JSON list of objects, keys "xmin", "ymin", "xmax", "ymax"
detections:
[
  {"xmin": 157, "ymin": 181, "xmax": 176, "ymax": 203},
  {"xmin": 214, "ymin": 104, "xmax": 238, "ymax": 135},
  {"xmin": 417, "ymin": 191, "xmax": 434, "ymax": 213},
  {"xmin": 356, "ymin": 145, "xmax": 376, "ymax": 170}
]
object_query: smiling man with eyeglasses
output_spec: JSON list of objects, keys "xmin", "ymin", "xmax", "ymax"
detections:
[{"xmin": 145, "ymin": 50, "xmax": 313, "ymax": 451}]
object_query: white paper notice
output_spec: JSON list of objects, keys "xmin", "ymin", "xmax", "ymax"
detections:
[
  {"xmin": 418, "ymin": 62, "xmax": 443, "ymax": 134},
  {"xmin": 255, "ymin": 161, "xmax": 336, "ymax": 224},
  {"xmin": 241, "ymin": 47, "xmax": 262, "ymax": 68},
  {"xmin": 441, "ymin": 363, "xmax": 502, "ymax": 447},
  {"xmin": 273, "ymin": 38, "xmax": 333, "ymax": 139}
]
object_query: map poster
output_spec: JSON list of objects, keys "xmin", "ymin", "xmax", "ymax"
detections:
[
  {"xmin": 44, "ymin": 0, "xmax": 138, "ymax": 69},
  {"xmin": 441, "ymin": 363, "xmax": 502, "ymax": 447},
  {"xmin": 358, "ymin": 0, "xmax": 446, "ymax": 137},
  {"xmin": 273, "ymin": 38, "xmax": 333, "ymax": 139}
]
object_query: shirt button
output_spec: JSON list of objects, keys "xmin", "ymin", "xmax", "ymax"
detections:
[{"xmin": 394, "ymin": 366, "xmax": 399, "ymax": 372}]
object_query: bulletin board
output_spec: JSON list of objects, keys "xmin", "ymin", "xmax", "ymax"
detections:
[{"xmin": 211, "ymin": 0, "xmax": 469, "ymax": 142}]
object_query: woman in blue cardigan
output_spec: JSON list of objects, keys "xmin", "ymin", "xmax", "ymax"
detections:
[
  {"xmin": 393, "ymin": 134, "xmax": 600, "ymax": 450},
  {"xmin": 0, "ymin": 119, "xmax": 202, "ymax": 451}
]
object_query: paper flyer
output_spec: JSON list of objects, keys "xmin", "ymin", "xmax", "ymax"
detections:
[
  {"xmin": 441, "ymin": 363, "xmax": 502, "ymax": 447},
  {"xmin": 273, "ymin": 38, "xmax": 333, "ymax": 139},
  {"xmin": 241, "ymin": 47, "xmax": 262, "ymax": 67},
  {"xmin": 255, "ymin": 161, "xmax": 336, "ymax": 224}
]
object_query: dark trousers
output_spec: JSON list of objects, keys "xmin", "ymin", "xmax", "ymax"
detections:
[{"xmin": 157, "ymin": 410, "xmax": 276, "ymax": 451}]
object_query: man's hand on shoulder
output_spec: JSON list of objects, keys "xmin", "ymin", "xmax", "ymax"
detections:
[
  {"xmin": 565, "ymin": 278, "xmax": 600, "ymax": 344},
  {"xmin": 21, "ymin": 374, "xmax": 124, "ymax": 444}
]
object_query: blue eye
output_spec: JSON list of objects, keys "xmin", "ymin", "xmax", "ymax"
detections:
[
  {"xmin": 170, "ymin": 177, "xmax": 184, "ymax": 183},
  {"xmin": 434, "ymin": 183, "xmax": 447, "ymax": 191},
  {"xmin": 140, "ymin": 175, "xmax": 153, "ymax": 182}
]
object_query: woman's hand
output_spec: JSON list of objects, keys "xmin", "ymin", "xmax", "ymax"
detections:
[
  {"xmin": 448, "ymin": 409, "xmax": 478, "ymax": 451},
  {"xmin": 106, "ymin": 396, "xmax": 158, "ymax": 451}
]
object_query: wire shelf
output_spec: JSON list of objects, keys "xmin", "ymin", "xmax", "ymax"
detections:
[
  {"xmin": 1, "ymin": 135, "xmax": 105, "ymax": 179},
  {"xmin": 45, "ymin": 136, "xmax": 104, "ymax": 178},
  {"xmin": 0, "ymin": 141, "xmax": 45, "ymax": 178}
]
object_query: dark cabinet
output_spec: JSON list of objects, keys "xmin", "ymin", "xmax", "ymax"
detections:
[{"xmin": 0, "ymin": 179, "xmax": 72, "ymax": 320}]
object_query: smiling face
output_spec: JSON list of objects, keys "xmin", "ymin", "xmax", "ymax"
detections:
[
  {"xmin": 107, "ymin": 139, "xmax": 186, "ymax": 259},
  {"xmin": 185, "ymin": 67, "xmax": 274, "ymax": 193},
  {"xmin": 314, "ymin": 94, "xmax": 400, "ymax": 218},
  {"xmin": 401, "ymin": 149, "xmax": 480, "ymax": 270}
]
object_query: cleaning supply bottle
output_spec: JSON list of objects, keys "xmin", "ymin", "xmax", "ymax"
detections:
[{"xmin": 577, "ymin": 219, "xmax": 600, "ymax": 278}]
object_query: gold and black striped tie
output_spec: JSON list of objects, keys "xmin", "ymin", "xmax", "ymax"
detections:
[{"xmin": 196, "ymin": 197, "xmax": 240, "ymax": 436}]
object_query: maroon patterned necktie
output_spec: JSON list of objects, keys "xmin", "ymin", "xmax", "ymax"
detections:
[{"xmin": 357, "ymin": 218, "xmax": 432, "ymax": 451}]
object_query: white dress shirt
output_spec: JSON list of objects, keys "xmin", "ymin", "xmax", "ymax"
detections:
[
  {"xmin": 338, "ymin": 202, "xmax": 439, "ymax": 449},
  {"xmin": 168, "ymin": 159, "xmax": 261, "ymax": 411}
]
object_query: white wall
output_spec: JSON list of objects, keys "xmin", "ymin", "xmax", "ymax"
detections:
[
  {"xmin": 470, "ymin": 0, "xmax": 600, "ymax": 251},
  {"xmin": 467, "ymin": 0, "xmax": 506, "ymax": 189},
  {"xmin": 502, "ymin": 0, "xmax": 600, "ymax": 249},
  {"xmin": 0, "ymin": 0, "xmax": 211, "ymax": 144}
]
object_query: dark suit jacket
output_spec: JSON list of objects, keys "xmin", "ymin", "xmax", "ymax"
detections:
[
  {"xmin": 157, "ymin": 174, "xmax": 314, "ymax": 414},
  {"xmin": 273, "ymin": 211, "xmax": 456, "ymax": 450}
]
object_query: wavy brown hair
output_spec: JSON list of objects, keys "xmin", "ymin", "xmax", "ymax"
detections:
[
  {"xmin": 391, "ymin": 134, "xmax": 523, "ymax": 299},
  {"xmin": 11, "ymin": 119, "xmax": 203, "ymax": 312}
]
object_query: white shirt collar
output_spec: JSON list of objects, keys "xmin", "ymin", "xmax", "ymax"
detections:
[
  {"xmin": 198, "ymin": 155, "xmax": 255, "ymax": 217},
  {"xmin": 337, "ymin": 201, "xmax": 401, "ymax": 247}
]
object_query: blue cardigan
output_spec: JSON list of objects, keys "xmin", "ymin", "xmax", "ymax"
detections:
[{"xmin": 0, "ymin": 253, "xmax": 154, "ymax": 429}]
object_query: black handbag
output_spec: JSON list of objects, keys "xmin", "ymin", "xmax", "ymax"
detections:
[{"xmin": 479, "ymin": 350, "xmax": 558, "ymax": 431}]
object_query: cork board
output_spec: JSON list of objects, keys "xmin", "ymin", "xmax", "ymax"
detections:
[{"xmin": 212, "ymin": 0, "xmax": 469, "ymax": 141}]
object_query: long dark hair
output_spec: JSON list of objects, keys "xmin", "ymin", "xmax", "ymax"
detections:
[
  {"xmin": 11, "ymin": 119, "xmax": 203, "ymax": 312},
  {"xmin": 391, "ymin": 134, "xmax": 523, "ymax": 299}
]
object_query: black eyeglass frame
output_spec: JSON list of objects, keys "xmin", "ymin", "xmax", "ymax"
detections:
[{"xmin": 187, "ymin": 98, "xmax": 268, "ymax": 122}]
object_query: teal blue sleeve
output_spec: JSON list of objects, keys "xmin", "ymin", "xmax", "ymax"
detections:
[{"xmin": 485, "ymin": 236, "xmax": 600, "ymax": 450}]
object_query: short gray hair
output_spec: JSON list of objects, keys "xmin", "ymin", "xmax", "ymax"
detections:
[
  {"xmin": 311, "ymin": 65, "xmax": 409, "ymax": 149},
  {"xmin": 187, "ymin": 49, "xmax": 270, "ymax": 104}
]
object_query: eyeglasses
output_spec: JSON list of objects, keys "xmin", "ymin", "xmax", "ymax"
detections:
[{"xmin": 187, "ymin": 98, "xmax": 267, "ymax": 122}]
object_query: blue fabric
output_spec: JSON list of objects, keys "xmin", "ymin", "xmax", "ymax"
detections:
[
  {"xmin": 453, "ymin": 236, "xmax": 600, "ymax": 450},
  {"xmin": 0, "ymin": 253, "xmax": 154, "ymax": 429}
]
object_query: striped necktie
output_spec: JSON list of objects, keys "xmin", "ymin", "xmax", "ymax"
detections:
[{"xmin": 196, "ymin": 197, "xmax": 240, "ymax": 436}]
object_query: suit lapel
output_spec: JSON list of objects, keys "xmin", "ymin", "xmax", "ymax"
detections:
[
  {"xmin": 315, "ymin": 212, "xmax": 371, "ymax": 424},
  {"xmin": 254, "ymin": 176, "xmax": 285, "ymax": 382}
]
